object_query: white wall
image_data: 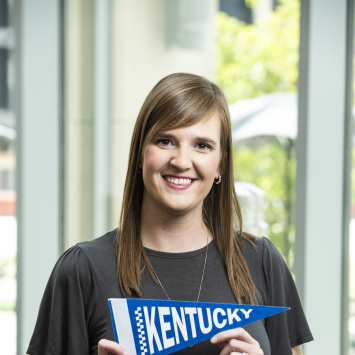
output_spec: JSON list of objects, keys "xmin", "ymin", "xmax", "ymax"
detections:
[{"xmin": 110, "ymin": 0, "xmax": 218, "ymax": 227}]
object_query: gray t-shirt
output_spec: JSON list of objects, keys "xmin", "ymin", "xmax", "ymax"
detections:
[{"xmin": 27, "ymin": 230, "xmax": 313, "ymax": 355}]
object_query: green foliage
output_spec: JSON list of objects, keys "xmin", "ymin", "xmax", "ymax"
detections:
[
  {"xmin": 233, "ymin": 143, "xmax": 296, "ymax": 266},
  {"xmin": 351, "ymin": 251, "xmax": 355, "ymax": 302},
  {"xmin": 216, "ymin": 0, "xmax": 299, "ymax": 266},
  {"xmin": 216, "ymin": 0, "xmax": 299, "ymax": 104},
  {"xmin": 0, "ymin": 298, "xmax": 16, "ymax": 311},
  {"xmin": 245, "ymin": 0, "xmax": 260, "ymax": 8}
]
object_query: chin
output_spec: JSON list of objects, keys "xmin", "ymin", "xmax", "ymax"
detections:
[
  {"xmin": 163, "ymin": 199, "xmax": 201, "ymax": 215},
  {"xmin": 165, "ymin": 203, "xmax": 191, "ymax": 214}
]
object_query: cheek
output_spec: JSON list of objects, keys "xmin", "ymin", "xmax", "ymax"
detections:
[
  {"xmin": 195, "ymin": 153, "xmax": 220, "ymax": 178},
  {"xmin": 143, "ymin": 145, "xmax": 168, "ymax": 175}
]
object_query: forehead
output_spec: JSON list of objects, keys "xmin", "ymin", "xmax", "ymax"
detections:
[{"xmin": 161, "ymin": 112, "xmax": 221, "ymax": 141}]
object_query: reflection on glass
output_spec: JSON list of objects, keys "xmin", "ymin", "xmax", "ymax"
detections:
[
  {"xmin": 0, "ymin": 0, "xmax": 16, "ymax": 354},
  {"xmin": 349, "ymin": 89, "xmax": 355, "ymax": 353},
  {"xmin": 216, "ymin": 0, "xmax": 299, "ymax": 269},
  {"xmin": 350, "ymin": 214, "xmax": 355, "ymax": 353},
  {"xmin": 348, "ymin": 8, "xmax": 355, "ymax": 354}
]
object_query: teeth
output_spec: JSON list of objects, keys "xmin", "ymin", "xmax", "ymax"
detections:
[{"xmin": 165, "ymin": 176, "xmax": 192, "ymax": 185}]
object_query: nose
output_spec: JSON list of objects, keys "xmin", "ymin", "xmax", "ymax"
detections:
[{"xmin": 169, "ymin": 146, "xmax": 192, "ymax": 171}]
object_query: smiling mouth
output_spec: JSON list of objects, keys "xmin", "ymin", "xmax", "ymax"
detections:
[{"xmin": 163, "ymin": 176, "xmax": 194, "ymax": 186}]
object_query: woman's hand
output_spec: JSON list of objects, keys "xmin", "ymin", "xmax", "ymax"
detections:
[
  {"xmin": 211, "ymin": 328, "xmax": 264, "ymax": 355},
  {"xmin": 98, "ymin": 339, "xmax": 129, "ymax": 355}
]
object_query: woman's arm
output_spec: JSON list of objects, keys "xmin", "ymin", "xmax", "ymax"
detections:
[
  {"xmin": 211, "ymin": 328, "xmax": 304, "ymax": 355},
  {"xmin": 98, "ymin": 339, "xmax": 128, "ymax": 355},
  {"xmin": 98, "ymin": 333, "xmax": 303, "ymax": 355},
  {"xmin": 292, "ymin": 345, "xmax": 303, "ymax": 355}
]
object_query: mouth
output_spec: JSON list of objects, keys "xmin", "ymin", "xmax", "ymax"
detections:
[{"xmin": 163, "ymin": 175, "xmax": 195, "ymax": 186}]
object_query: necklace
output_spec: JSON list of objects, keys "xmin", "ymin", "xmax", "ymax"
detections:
[{"xmin": 146, "ymin": 232, "xmax": 210, "ymax": 349}]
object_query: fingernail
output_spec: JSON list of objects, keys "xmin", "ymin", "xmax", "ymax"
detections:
[
  {"xmin": 123, "ymin": 351, "xmax": 129, "ymax": 355},
  {"xmin": 211, "ymin": 335, "xmax": 216, "ymax": 343}
]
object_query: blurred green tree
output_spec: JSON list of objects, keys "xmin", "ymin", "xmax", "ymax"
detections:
[
  {"xmin": 216, "ymin": 0, "xmax": 299, "ymax": 103},
  {"xmin": 233, "ymin": 141, "xmax": 296, "ymax": 267},
  {"xmin": 216, "ymin": 0, "xmax": 299, "ymax": 267}
]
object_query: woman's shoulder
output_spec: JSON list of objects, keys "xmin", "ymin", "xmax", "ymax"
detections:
[
  {"xmin": 242, "ymin": 235, "xmax": 285, "ymax": 266},
  {"xmin": 50, "ymin": 229, "xmax": 118, "ymax": 286},
  {"xmin": 241, "ymin": 236, "xmax": 292, "ymax": 297},
  {"xmin": 241, "ymin": 235, "xmax": 264, "ymax": 264},
  {"xmin": 27, "ymin": 232, "xmax": 118, "ymax": 355},
  {"xmin": 76, "ymin": 228, "xmax": 117, "ymax": 260},
  {"xmin": 243, "ymin": 236, "xmax": 296, "ymax": 302}
]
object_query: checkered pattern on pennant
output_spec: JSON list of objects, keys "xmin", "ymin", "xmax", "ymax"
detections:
[{"xmin": 135, "ymin": 307, "xmax": 148, "ymax": 355}]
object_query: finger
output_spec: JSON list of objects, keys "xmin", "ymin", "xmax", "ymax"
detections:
[
  {"xmin": 227, "ymin": 339, "xmax": 263, "ymax": 355},
  {"xmin": 219, "ymin": 341, "xmax": 247, "ymax": 355},
  {"xmin": 219, "ymin": 342, "xmax": 234, "ymax": 355},
  {"xmin": 216, "ymin": 340, "xmax": 228, "ymax": 350},
  {"xmin": 98, "ymin": 339, "xmax": 128, "ymax": 355},
  {"xmin": 211, "ymin": 327, "xmax": 259, "ymax": 347}
]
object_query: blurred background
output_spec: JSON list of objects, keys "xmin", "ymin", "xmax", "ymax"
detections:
[{"xmin": 0, "ymin": 0, "xmax": 354, "ymax": 354}]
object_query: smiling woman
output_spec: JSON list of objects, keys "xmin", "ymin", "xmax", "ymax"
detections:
[
  {"xmin": 117, "ymin": 73, "xmax": 255, "ymax": 302},
  {"xmin": 142, "ymin": 114, "xmax": 221, "ymax": 216},
  {"xmin": 27, "ymin": 73, "xmax": 313, "ymax": 355}
]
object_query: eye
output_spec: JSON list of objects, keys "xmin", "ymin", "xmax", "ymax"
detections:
[
  {"xmin": 157, "ymin": 139, "xmax": 173, "ymax": 147},
  {"xmin": 196, "ymin": 143, "xmax": 212, "ymax": 150}
]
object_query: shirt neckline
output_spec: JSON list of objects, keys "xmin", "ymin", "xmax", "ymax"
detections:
[{"xmin": 144, "ymin": 239, "xmax": 216, "ymax": 259}]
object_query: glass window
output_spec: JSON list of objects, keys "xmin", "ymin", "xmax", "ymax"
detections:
[
  {"xmin": 64, "ymin": 0, "xmax": 217, "ymax": 248},
  {"xmin": 349, "ymin": 20, "xmax": 355, "ymax": 353},
  {"xmin": 63, "ymin": 0, "xmax": 300, "ymax": 272},
  {"xmin": 216, "ymin": 0, "xmax": 299, "ymax": 270},
  {"xmin": 0, "ymin": 0, "xmax": 17, "ymax": 354}
]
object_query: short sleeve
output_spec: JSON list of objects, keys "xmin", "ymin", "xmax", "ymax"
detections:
[
  {"xmin": 27, "ymin": 245, "xmax": 97, "ymax": 355},
  {"xmin": 261, "ymin": 237, "xmax": 313, "ymax": 355}
]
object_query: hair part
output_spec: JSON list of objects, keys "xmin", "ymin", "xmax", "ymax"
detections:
[{"xmin": 117, "ymin": 73, "xmax": 257, "ymax": 304}]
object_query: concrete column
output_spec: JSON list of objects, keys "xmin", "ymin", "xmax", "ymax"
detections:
[
  {"xmin": 295, "ymin": 0, "xmax": 351, "ymax": 353},
  {"xmin": 65, "ymin": 0, "xmax": 113, "ymax": 245},
  {"xmin": 93, "ymin": 0, "xmax": 112, "ymax": 238},
  {"xmin": 16, "ymin": 0, "xmax": 62, "ymax": 353},
  {"xmin": 65, "ymin": 0, "xmax": 95, "ymax": 246}
]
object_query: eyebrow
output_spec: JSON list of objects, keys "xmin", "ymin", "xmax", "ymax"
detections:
[{"xmin": 156, "ymin": 133, "xmax": 217, "ymax": 146}]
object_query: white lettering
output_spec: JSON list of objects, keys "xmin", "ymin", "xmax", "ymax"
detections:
[
  {"xmin": 185, "ymin": 307, "xmax": 198, "ymax": 338},
  {"xmin": 171, "ymin": 307, "xmax": 188, "ymax": 344},
  {"xmin": 197, "ymin": 307, "xmax": 212, "ymax": 334},
  {"xmin": 143, "ymin": 306, "xmax": 163, "ymax": 354},
  {"xmin": 213, "ymin": 308, "xmax": 227, "ymax": 329},
  {"xmin": 158, "ymin": 307, "xmax": 175, "ymax": 349},
  {"xmin": 227, "ymin": 308, "xmax": 241, "ymax": 325},
  {"xmin": 240, "ymin": 309, "xmax": 253, "ymax": 319}
]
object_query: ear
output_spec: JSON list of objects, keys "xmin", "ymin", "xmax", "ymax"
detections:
[{"xmin": 215, "ymin": 165, "xmax": 221, "ymax": 179}]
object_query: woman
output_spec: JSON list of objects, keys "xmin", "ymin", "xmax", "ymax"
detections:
[{"xmin": 28, "ymin": 73, "xmax": 313, "ymax": 355}]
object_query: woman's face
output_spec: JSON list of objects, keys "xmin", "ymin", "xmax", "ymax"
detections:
[{"xmin": 142, "ymin": 112, "xmax": 222, "ymax": 215}]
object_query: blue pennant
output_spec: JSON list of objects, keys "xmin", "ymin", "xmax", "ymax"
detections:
[{"xmin": 109, "ymin": 298, "xmax": 289, "ymax": 355}]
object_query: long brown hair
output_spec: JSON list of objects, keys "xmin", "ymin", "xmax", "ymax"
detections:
[{"xmin": 117, "ymin": 73, "xmax": 257, "ymax": 304}]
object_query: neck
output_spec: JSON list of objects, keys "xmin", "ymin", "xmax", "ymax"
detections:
[{"xmin": 140, "ymin": 194, "xmax": 211, "ymax": 253}]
